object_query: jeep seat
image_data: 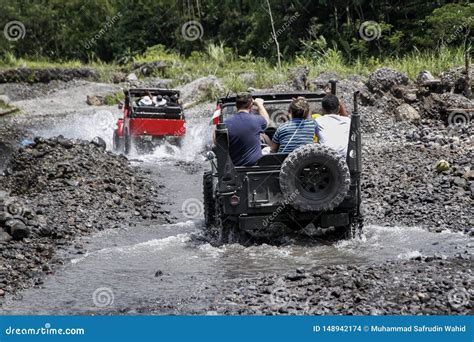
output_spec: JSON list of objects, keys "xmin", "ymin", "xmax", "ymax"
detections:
[
  {"xmin": 256, "ymin": 153, "xmax": 288, "ymax": 166},
  {"xmin": 131, "ymin": 105, "xmax": 183, "ymax": 119}
]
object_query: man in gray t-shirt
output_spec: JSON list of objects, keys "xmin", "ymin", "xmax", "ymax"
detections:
[{"xmin": 314, "ymin": 94, "xmax": 351, "ymax": 158}]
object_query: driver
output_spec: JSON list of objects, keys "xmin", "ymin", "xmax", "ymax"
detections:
[
  {"xmin": 217, "ymin": 92, "xmax": 270, "ymax": 166},
  {"xmin": 271, "ymin": 97, "xmax": 316, "ymax": 153}
]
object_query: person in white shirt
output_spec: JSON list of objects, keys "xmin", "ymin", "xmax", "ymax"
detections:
[{"xmin": 314, "ymin": 94, "xmax": 351, "ymax": 158}]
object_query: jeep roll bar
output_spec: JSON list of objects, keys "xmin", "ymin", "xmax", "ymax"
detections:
[
  {"xmin": 218, "ymin": 91, "xmax": 330, "ymax": 105},
  {"xmin": 124, "ymin": 88, "xmax": 181, "ymax": 97},
  {"xmin": 346, "ymin": 91, "xmax": 361, "ymax": 174}
]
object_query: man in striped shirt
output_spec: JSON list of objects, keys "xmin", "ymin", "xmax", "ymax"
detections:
[{"xmin": 271, "ymin": 97, "xmax": 316, "ymax": 153}]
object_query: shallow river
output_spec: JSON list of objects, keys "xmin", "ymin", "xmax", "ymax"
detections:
[{"xmin": 2, "ymin": 111, "xmax": 471, "ymax": 314}]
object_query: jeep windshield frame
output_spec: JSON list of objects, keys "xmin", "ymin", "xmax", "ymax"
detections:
[{"xmin": 219, "ymin": 91, "xmax": 329, "ymax": 128}]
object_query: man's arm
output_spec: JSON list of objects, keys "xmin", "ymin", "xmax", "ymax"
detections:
[
  {"xmin": 271, "ymin": 128, "xmax": 280, "ymax": 153},
  {"xmin": 253, "ymin": 98, "xmax": 270, "ymax": 126},
  {"xmin": 338, "ymin": 101, "xmax": 349, "ymax": 117}
]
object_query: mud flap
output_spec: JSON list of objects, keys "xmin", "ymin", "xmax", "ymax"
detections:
[
  {"xmin": 239, "ymin": 216, "xmax": 291, "ymax": 238},
  {"xmin": 320, "ymin": 213, "xmax": 349, "ymax": 228}
]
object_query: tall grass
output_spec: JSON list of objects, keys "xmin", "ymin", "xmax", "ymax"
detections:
[{"xmin": 0, "ymin": 44, "xmax": 467, "ymax": 100}]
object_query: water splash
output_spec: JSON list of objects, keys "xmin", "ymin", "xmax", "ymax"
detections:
[
  {"xmin": 140, "ymin": 119, "xmax": 212, "ymax": 163},
  {"xmin": 31, "ymin": 109, "xmax": 118, "ymax": 149}
]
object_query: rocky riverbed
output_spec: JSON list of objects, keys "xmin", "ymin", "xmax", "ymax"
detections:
[
  {"xmin": 0, "ymin": 65, "xmax": 472, "ymax": 314},
  {"xmin": 0, "ymin": 135, "xmax": 170, "ymax": 298},
  {"xmin": 202, "ymin": 256, "xmax": 472, "ymax": 315}
]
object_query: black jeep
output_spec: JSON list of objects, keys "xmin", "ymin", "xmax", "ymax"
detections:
[{"xmin": 203, "ymin": 84, "xmax": 362, "ymax": 244}]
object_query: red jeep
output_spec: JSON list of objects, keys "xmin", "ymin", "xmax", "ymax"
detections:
[{"xmin": 113, "ymin": 88, "xmax": 186, "ymax": 154}]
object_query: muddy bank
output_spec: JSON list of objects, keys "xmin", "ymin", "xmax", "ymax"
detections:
[{"xmin": 0, "ymin": 136, "xmax": 169, "ymax": 300}]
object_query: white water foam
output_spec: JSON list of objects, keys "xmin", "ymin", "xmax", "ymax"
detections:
[
  {"xmin": 31, "ymin": 108, "xmax": 118, "ymax": 149},
  {"xmin": 139, "ymin": 120, "xmax": 211, "ymax": 163}
]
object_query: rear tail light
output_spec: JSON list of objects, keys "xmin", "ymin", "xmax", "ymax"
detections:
[
  {"xmin": 230, "ymin": 195, "xmax": 240, "ymax": 206},
  {"xmin": 211, "ymin": 104, "xmax": 221, "ymax": 125}
]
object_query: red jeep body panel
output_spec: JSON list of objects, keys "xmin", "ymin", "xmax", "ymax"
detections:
[
  {"xmin": 129, "ymin": 118, "xmax": 186, "ymax": 137},
  {"xmin": 117, "ymin": 118, "xmax": 124, "ymax": 137}
]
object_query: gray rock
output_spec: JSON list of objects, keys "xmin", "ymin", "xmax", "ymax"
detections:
[
  {"xmin": 179, "ymin": 76, "xmax": 223, "ymax": 105},
  {"xmin": 0, "ymin": 230, "xmax": 12, "ymax": 243},
  {"xmin": 0, "ymin": 94, "xmax": 10, "ymax": 104},
  {"xmin": 416, "ymin": 70, "xmax": 435, "ymax": 84},
  {"xmin": 86, "ymin": 95, "xmax": 106, "ymax": 106},
  {"xmin": 394, "ymin": 104, "xmax": 420, "ymax": 122},
  {"xmin": 126, "ymin": 73, "xmax": 138, "ymax": 82},
  {"xmin": 5, "ymin": 219, "xmax": 30, "ymax": 240},
  {"xmin": 111, "ymin": 72, "xmax": 127, "ymax": 83},
  {"xmin": 288, "ymin": 66, "xmax": 309, "ymax": 90},
  {"xmin": 367, "ymin": 67, "xmax": 409, "ymax": 93},
  {"xmin": 91, "ymin": 136, "xmax": 106, "ymax": 151}
]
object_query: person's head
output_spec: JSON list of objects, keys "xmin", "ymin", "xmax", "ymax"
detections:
[
  {"xmin": 321, "ymin": 94, "xmax": 340, "ymax": 114},
  {"xmin": 288, "ymin": 96, "xmax": 310, "ymax": 119},
  {"xmin": 235, "ymin": 92, "xmax": 253, "ymax": 111}
]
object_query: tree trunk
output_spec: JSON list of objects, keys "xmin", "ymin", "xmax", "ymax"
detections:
[
  {"xmin": 265, "ymin": 0, "xmax": 281, "ymax": 68},
  {"xmin": 465, "ymin": 48, "xmax": 472, "ymax": 99}
]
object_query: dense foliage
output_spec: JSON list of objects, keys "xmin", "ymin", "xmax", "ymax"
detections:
[{"xmin": 0, "ymin": 0, "xmax": 472, "ymax": 64}]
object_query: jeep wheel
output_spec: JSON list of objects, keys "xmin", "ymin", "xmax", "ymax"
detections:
[
  {"xmin": 280, "ymin": 144, "xmax": 350, "ymax": 212},
  {"xmin": 203, "ymin": 171, "xmax": 215, "ymax": 227},
  {"xmin": 112, "ymin": 129, "xmax": 122, "ymax": 152},
  {"xmin": 124, "ymin": 130, "xmax": 131, "ymax": 155},
  {"xmin": 215, "ymin": 204, "xmax": 251, "ymax": 245}
]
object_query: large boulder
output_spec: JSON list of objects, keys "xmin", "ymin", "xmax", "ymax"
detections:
[
  {"xmin": 131, "ymin": 61, "xmax": 168, "ymax": 77},
  {"xmin": 5, "ymin": 219, "xmax": 30, "ymax": 240},
  {"xmin": 394, "ymin": 103, "xmax": 420, "ymax": 122},
  {"xmin": 367, "ymin": 67, "xmax": 409, "ymax": 93},
  {"xmin": 111, "ymin": 72, "xmax": 127, "ymax": 84},
  {"xmin": 86, "ymin": 95, "xmax": 106, "ymax": 106},
  {"xmin": 179, "ymin": 76, "xmax": 223, "ymax": 105},
  {"xmin": 126, "ymin": 73, "xmax": 138, "ymax": 82},
  {"xmin": 288, "ymin": 66, "xmax": 309, "ymax": 90},
  {"xmin": 440, "ymin": 66, "xmax": 474, "ymax": 94},
  {"xmin": 416, "ymin": 70, "xmax": 436, "ymax": 84}
]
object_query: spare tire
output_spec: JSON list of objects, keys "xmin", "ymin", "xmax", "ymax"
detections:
[{"xmin": 280, "ymin": 144, "xmax": 350, "ymax": 212}]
